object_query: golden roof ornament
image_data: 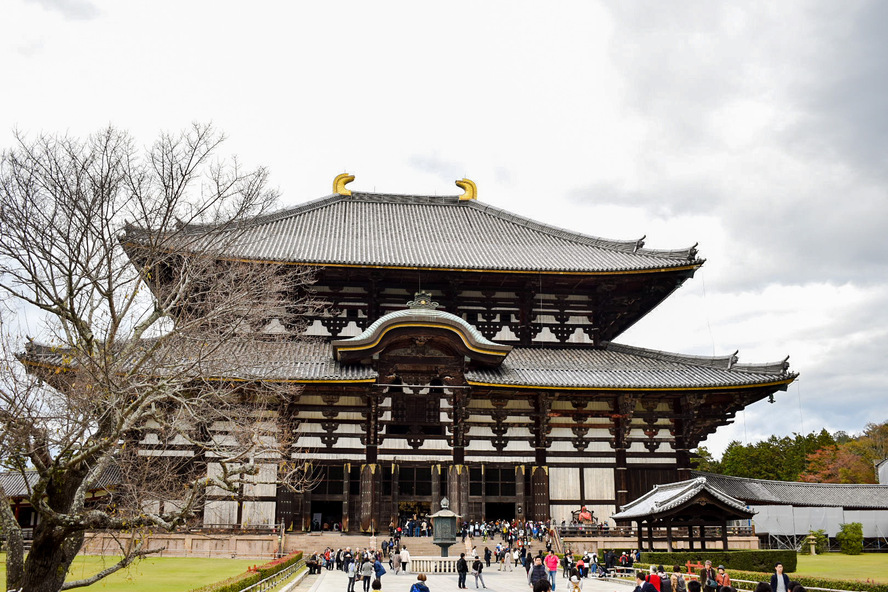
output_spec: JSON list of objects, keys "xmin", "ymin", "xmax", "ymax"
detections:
[
  {"xmin": 333, "ymin": 173, "xmax": 355, "ymax": 196},
  {"xmin": 456, "ymin": 178, "xmax": 477, "ymax": 201}
]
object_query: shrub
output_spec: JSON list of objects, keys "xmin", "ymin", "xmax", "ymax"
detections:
[
  {"xmin": 641, "ymin": 550, "xmax": 797, "ymax": 573},
  {"xmin": 836, "ymin": 522, "xmax": 864, "ymax": 555},
  {"xmin": 724, "ymin": 568, "xmax": 888, "ymax": 592}
]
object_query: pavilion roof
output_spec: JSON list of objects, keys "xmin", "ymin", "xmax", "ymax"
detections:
[
  {"xmin": 611, "ymin": 476, "xmax": 754, "ymax": 521},
  {"xmin": 128, "ymin": 192, "xmax": 702, "ymax": 274}
]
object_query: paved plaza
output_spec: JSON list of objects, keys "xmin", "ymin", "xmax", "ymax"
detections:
[{"xmin": 295, "ymin": 566, "xmax": 634, "ymax": 592}]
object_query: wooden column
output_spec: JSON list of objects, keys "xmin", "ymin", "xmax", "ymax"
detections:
[
  {"xmin": 342, "ymin": 463, "xmax": 351, "ymax": 532},
  {"xmin": 391, "ymin": 464, "xmax": 400, "ymax": 529},
  {"xmin": 688, "ymin": 524, "xmax": 694, "ymax": 550},
  {"xmin": 531, "ymin": 394, "xmax": 552, "ymax": 521},
  {"xmin": 431, "ymin": 465, "xmax": 441, "ymax": 512},
  {"xmin": 448, "ymin": 464, "xmax": 469, "ymax": 525},
  {"xmin": 666, "ymin": 520, "xmax": 674, "ymax": 552},
  {"xmin": 647, "ymin": 523, "xmax": 654, "ymax": 551},
  {"xmin": 516, "ymin": 466, "xmax": 526, "ymax": 519},
  {"xmin": 700, "ymin": 525, "xmax": 707, "ymax": 550},
  {"xmin": 636, "ymin": 520, "xmax": 644, "ymax": 551},
  {"xmin": 721, "ymin": 520, "xmax": 729, "ymax": 550},
  {"xmin": 360, "ymin": 463, "xmax": 382, "ymax": 533}
]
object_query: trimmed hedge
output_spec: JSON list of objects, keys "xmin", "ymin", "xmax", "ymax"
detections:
[
  {"xmin": 190, "ymin": 551, "xmax": 304, "ymax": 592},
  {"xmin": 640, "ymin": 551, "xmax": 797, "ymax": 573}
]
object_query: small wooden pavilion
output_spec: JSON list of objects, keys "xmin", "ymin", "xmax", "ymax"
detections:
[{"xmin": 612, "ymin": 476, "xmax": 755, "ymax": 551}]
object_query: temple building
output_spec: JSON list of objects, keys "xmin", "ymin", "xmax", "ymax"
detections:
[{"xmin": 21, "ymin": 174, "xmax": 798, "ymax": 533}]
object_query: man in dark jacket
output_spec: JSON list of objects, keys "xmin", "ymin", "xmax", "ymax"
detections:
[
  {"xmin": 457, "ymin": 553, "xmax": 470, "ymax": 589},
  {"xmin": 529, "ymin": 557, "xmax": 549, "ymax": 588},
  {"xmin": 770, "ymin": 562, "xmax": 791, "ymax": 592},
  {"xmin": 635, "ymin": 572, "xmax": 658, "ymax": 592}
]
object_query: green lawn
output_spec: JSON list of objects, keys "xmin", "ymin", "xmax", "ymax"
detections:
[
  {"xmin": 794, "ymin": 553, "xmax": 888, "ymax": 583},
  {"xmin": 0, "ymin": 554, "xmax": 257, "ymax": 592}
]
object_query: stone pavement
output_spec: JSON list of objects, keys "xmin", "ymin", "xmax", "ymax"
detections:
[{"xmin": 293, "ymin": 566, "xmax": 634, "ymax": 592}]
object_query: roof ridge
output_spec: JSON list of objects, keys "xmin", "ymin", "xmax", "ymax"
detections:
[
  {"xmin": 604, "ymin": 342, "xmax": 793, "ymax": 376},
  {"xmin": 691, "ymin": 470, "xmax": 888, "ymax": 489}
]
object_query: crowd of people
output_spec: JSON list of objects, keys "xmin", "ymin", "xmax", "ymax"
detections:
[{"xmin": 633, "ymin": 560, "xmax": 805, "ymax": 592}]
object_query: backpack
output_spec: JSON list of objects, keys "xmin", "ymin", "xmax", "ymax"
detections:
[
  {"xmin": 676, "ymin": 575, "xmax": 687, "ymax": 592},
  {"xmin": 661, "ymin": 575, "xmax": 673, "ymax": 592}
]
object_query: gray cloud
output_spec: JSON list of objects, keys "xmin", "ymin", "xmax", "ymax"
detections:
[
  {"xmin": 574, "ymin": 1, "xmax": 888, "ymax": 290},
  {"xmin": 26, "ymin": 0, "xmax": 99, "ymax": 20},
  {"xmin": 408, "ymin": 154, "xmax": 467, "ymax": 184}
]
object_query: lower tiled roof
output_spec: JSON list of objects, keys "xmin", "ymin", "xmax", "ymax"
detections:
[
  {"xmin": 690, "ymin": 471, "xmax": 888, "ymax": 509},
  {"xmin": 0, "ymin": 465, "xmax": 122, "ymax": 498},
  {"xmin": 21, "ymin": 340, "xmax": 794, "ymax": 389}
]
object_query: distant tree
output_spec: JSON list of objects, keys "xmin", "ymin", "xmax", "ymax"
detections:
[
  {"xmin": 714, "ymin": 430, "xmax": 836, "ymax": 481},
  {"xmin": 691, "ymin": 446, "xmax": 722, "ymax": 473},
  {"xmin": 799, "ymin": 445, "xmax": 875, "ymax": 484}
]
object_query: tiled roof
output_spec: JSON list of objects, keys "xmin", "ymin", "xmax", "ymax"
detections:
[
  {"xmin": 21, "ymin": 340, "xmax": 793, "ymax": 389},
  {"xmin": 0, "ymin": 465, "xmax": 122, "ymax": 498},
  {"xmin": 134, "ymin": 192, "xmax": 701, "ymax": 273},
  {"xmin": 612, "ymin": 477, "xmax": 753, "ymax": 520},
  {"xmin": 690, "ymin": 471, "xmax": 888, "ymax": 509},
  {"xmin": 465, "ymin": 342, "xmax": 795, "ymax": 389}
]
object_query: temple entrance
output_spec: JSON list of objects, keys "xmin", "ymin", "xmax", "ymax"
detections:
[
  {"xmin": 485, "ymin": 502, "xmax": 516, "ymax": 521},
  {"xmin": 398, "ymin": 500, "xmax": 431, "ymax": 518},
  {"xmin": 310, "ymin": 500, "xmax": 343, "ymax": 531}
]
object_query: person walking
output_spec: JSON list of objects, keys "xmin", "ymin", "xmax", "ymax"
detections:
[
  {"xmin": 545, "ymin": 550, "xmax": 559, "ymax": 591},
  {"xmin": 347, "ymin": 557, "xmax": 357, "ymax": 592},
  {"xmin": 529, "ymin": 557, "xmax": 548, "ymax": 588},
  {"xmin": 701, "ymin": 561, "xmax": 717, "ymax": 592},
  {"xmin": 400, "ymin": 546, "xmax": 411, "ymax": 574},
  {"xmin": 716, "ymin": 566, "xmax": 731, "ymax": 592},
  {"xmin": 457, "ymin": 553, "xmax": 470, "ymax": 589},
  {"xmin": 410, "ymin": 574, "xmax": 431, "ymax": 592},
  {"xmin": 392, "ymin": 548, "xmax": 402, "ymax": 575},
  {"xmin": 473, "ymin": 557, "xmax": 487, "ymax": 588},
  {"xmin": 360, "ymin": 559, "xmax": 375, "ymax": 592}
]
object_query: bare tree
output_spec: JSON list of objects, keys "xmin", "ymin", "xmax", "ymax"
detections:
[{"xmin": 0, "ymin": 125, "xmax": 318, "ymax": 592}]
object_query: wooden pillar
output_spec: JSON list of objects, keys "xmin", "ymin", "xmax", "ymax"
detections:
[
  {"xmin": 688, "ymin": 524, "xmax": 694, "ymax": 550},
  {"xmin": 666, "ymin": 520, "xmax": 674, "ymax": 552},
  {"xmin": 637, "ymin": 520, "xmax": 644, "ymax": 551},
  {"xmin": 647, "ymin": 522, "xmax": 654, "ymax": 551},
  {"xmin": 391, "ymin": 463, "xmax": 400, "ymax": 526},
  {"xmin": 516, "ymin": 466, "xmax": 526, "ymax": 519},
  {"xmin": 359, "ymin": 463, "xmax": 382, "ymax": 533},
  {"xmin": 342, "ymin": 463, "xmax": 351, "ymax": 532},
  {"xmin": 531, "ymin": 393, "xmax": 552, "ymax": 521},
  {"xmin": 448, "ymin": 464, "xmax": 469, "ymax": 525},
  {"xmin": 721, "ymin": 520, "xmax": 729, "ymax": 550},
  {"xmin": 531, "ymin": 466, "xmax": 550, "ymax": 522},
  {"xmin": 431, "ymin": 465, "xmax": 441, "ymax": 512},
  {"xmin": 700, "ymin": 524, "xmax": 707, "ymax": 550}
]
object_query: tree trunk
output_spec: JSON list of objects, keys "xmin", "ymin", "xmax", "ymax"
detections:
[{"xmin": 21, "ymin": 522, "xmax": 83, "ymax": 592}]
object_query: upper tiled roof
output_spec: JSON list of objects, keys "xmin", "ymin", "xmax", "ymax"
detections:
[
  {"xmin": 465, "ymin": 342, "xmax": 795, "ymax": 389},
  {"xmin": 21, "ymin": 339, "xmax": 793, "ymax": 389},
  {"xmin": 690, "ymin": 471, "xmax": 888, "ymax": 509},
  {"xmin": 141, "ymin": 192, "xmax": 701, "ymax": 274},
  {"xmin": 612, "ymin": 477, "xmax": 753, "ymax": 520}
]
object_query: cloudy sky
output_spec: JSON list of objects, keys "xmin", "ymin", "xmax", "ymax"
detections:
[{"xmin": 3, "ymin": 0, "xmax": 887, "ymax": 457}]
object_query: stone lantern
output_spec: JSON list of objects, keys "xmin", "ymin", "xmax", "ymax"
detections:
[{"xmin": 429, "ymin": 497, "xmax": 460, "ymax": 557}]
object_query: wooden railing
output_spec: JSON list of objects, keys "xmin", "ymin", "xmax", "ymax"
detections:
[{"xmin": 557, "ymin": 525, "xmax": 755, "ymax": 538}]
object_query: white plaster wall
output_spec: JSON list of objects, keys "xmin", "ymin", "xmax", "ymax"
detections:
[
  {"xmin": 242, "ymin": 501, "xmax": 276, "ymax": 527},
  {"xmin": 584, "ymin": 468, "xmax": 615, "ymax": 500},
  {"xmin": 243, "ymin": 463, "xmax": 277, "ymax": 497},
  {"xmin": 550, "ymin": 467, "xmax": 581, "ymax": 500},
  {"xmin": 204, "ymin": 500, "xmax": 238, "ymax": 526}
]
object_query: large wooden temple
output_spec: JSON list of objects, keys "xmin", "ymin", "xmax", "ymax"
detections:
[{"xmin": 24, "ymin": 174, "xmax": 798, "ymax": 533}]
